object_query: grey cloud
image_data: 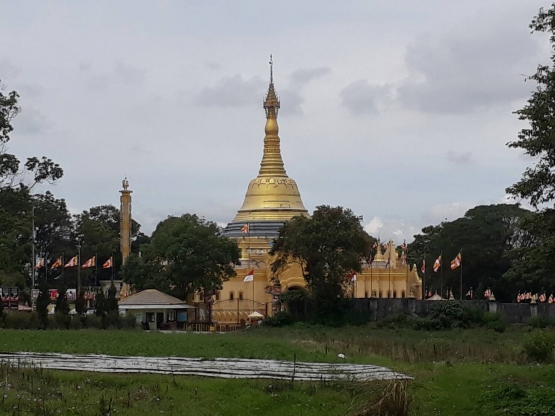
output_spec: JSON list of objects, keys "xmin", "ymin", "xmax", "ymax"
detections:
[
  {"xmin": 84, "ymin": 61, "xmax": 146, "ymax": 90},
  {"xmin": 289, "ymin": 67, "xmax": 331, "ymax": 87},
  {"xmin": 447, "ymin": 150, "xmax": 473, "ymax": 164},
  {"xmin": 279, "ymin": 88, "xmax": 304, "ymax": 115},
  {"xmin": 340, "ymin": 80, "xmax": 391, "ymax": 115},
  {"xmin": 0, "ymin": 59, "xmax": 22, "ymax": 79},
  {"xmin": 397, "ymin": 13, "xmax": 539, "ymax": 114},
  {"xmin": 194, "ymin": 74, "xmax": 265, "ymax": 107},
  {"xmin": 14, "ymin": 107, "xmax": 50, "ymax": 135},
  {"xmin": 206, "ymin": 62, "xmax": 222, "ymax": 70},
  {"xmin": 19, "ymin": 83, "xmax": 45, "ymax": 99}
]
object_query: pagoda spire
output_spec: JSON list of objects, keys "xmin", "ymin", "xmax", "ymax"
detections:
[{"xmin": 258, "ymin": 54, "xmax": 287, "ymax": 177}]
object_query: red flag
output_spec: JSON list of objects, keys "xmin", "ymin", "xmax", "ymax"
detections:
[
  {"xmin": 243, "ymin": 270, "xmax": 254, "ymax": 282},
  {"xmin": 450, "ymin": 253, "xmax": 461, "ymax": 270},
  {"xmin": 102, "ymin": 257, "xmax": 113, "ymax": 269},
  {"xmin": 50, "ymin": 256, "xmax": 62, "ymax": 269},
  {"xmin": 34, "ymin": 258, "xmax": 45, "ymax": 269},
  {"xmin": 64, "ymin": 256, "xmax": 78, "ymax": 268},
  {"xmin": 241, "ymin": 224, "xmax": 250, "ymax": 234},
  {"xmin": 82, "ymin": 256, "xmax": 96, "ymax": 268},
  {"xmin": 433, "ymin": 256, "xmax": 441, "ymax": 273}
]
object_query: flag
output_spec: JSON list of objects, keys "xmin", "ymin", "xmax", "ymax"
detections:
[
  {"xmin": 64, "ymin": 256, "xmax": 78, "ymax": 268},
  {"xmin": 450, "ymin": 253, "xmax": 462, "ymax": 270},
  {"xmin": 243, "ymin": 270, "xmax": 254, "ymax": 282},
  {"xmin": 484, "ymin": 289, "xmax": 491, "ymax": 299},
  {"xmin": 421, "ymin": 259, "xmax": 425, "ymax": 273},
  {"xmin": 549, "ymin": 294, "xmax": 554, "ymax": 304},
  {"xmin": 241, "ymin": 224, "xmax": 250, "ymax": 234},
  {"xmin": 50, "ymin": 256, "xmax": 62, "ymax": 269},
  {"xmin": 516, "ymin": 292, "xmax": 522, "ymax": 303},
  {"xmin": 382, "ymin": 241, "xmax": 389, "ymax": 249},
  {"xmin": 102, "ymin": 257, "xmax": 113, "ymax": 269},
  {"xmin": 401, "ymin": 243, "xmax": 408, "ymax": 250},
  {"xmin": 34, "ymin": 258, "xmax": 44, "ymax": 269},
  {"xmin": 540, "ymin": 293, "xmax": 547, "ymax": 303},
  {"xmin": 372, "ymin": 242, "xmax": 378, "ymax": 249},
  {"xmin": 350, "ymin": 273, "xmax": 357, "ymax": 282},
  {"xmin": 433, "ymin": 255, "xmax": 441, "ymax": 273},
  {"xmin": 82, "ymin": 256, "xmax": 96, "ymax": 268},
  {"xmin": 401, "ymin": 252, "xmax": 407, "ymax": 265}
]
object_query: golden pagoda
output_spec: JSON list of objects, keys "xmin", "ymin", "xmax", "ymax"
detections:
[{"xmin": 210, "ymin": 57, "xmax": 422, "ymax": 324}]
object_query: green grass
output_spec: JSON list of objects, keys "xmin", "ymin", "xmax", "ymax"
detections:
[{"xmin": 1, "ymin": 326, "xmax": 555, "ymax": 415}]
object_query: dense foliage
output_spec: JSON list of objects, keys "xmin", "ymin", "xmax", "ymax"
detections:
[
  {"xmin": 270, "ymin": 205, "xmax": 374, "ymax": 320},
  {"xmin": 121, "ymin": 214, "xmax": 241, "ymax": 299}
]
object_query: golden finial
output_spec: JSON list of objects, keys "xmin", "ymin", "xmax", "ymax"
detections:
[{"xmin": 269, "ymin": 54, "xmax": 273, "ymax": 84}]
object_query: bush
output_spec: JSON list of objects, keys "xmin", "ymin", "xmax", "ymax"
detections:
[
  {"xmin": 263, "ymin": 311, "xmax": 293, "ymax": 327},
  {"xmin": 376, "ymin": 313, "xmax": 413, "ymax": 329},
  {"xmin": 483, "ymin": 312, "xmax": 508, "ymax": 333},
  {"xmin": 3, "ymin": 312, "xmax": 40, "ymax": 330},
  {"xmin": 527, "ymin": 315, "xmax": 554, "ymax": 329},
  {"xmin": 523, "ymin": 331, "xmax": 555, "ymax": 362},
  {"xmin": 53, "ymin": 312, "xmax": 71, "ymax": 329},
  {"xmin": 69, "ymin": 316, "xmax": 83, "ymax": 330},
  {"xmin": 83, "ymin": 314, "xmax": 102, "ymax": 329},
  {"xmin": 120, "ymin": 312, "xmax": 138, "ymax": 329}
]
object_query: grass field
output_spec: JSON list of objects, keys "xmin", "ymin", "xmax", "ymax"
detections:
[{"xmin": 1, "ymin": 326, "xmax": 554, "ymax": 415}]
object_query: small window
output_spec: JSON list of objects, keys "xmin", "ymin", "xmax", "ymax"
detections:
[
  {"xmin": 364, "ymin": 291, "xmax": 368, "ymax": 298},
  {"xmin": 146, "ymin": 312, "xmax": 155, "ymax": 322},
  {"xmin": 379, "ymin": 291, "xmax": 383, "ymax": 298},
  {"xmin": 167, "ymin": 311, "xmax": 176, "ymax": 321},
  {"xmin": 239, "ymin": 291, "xmax": 244, "ymax": 301},
  {"xmin": 215, "ymin": 292, "xmax": 220, "ymax": 301},
  {"xmin": 393, "ymin": 291, "xmax": 397, "ymax": 298},
  {"xmin": 401, "ymin": 291, "xmax": 406, "ymax": 298},
  {"xmin": 388, "ymin": 291, "xmax": 392, "ymax": 298},
  {"xmin": 229, "ymin": 291, "xmax": 234, "ymax": 301}
]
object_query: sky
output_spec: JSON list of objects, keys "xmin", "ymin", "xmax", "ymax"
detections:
[{"xmin": 0, "ymin": 1, "xmax": 549, "ymax": 242}]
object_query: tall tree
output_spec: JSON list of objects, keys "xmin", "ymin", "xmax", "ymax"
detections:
[
  {"xmin": 270, "ymin": 205, "xmax": 372, "ymax": 319},
  {"xmin": 409, "ymin": 204, "xmax": 533, "ymax": 301},
  {"xmin": 123, "ymin": 214, "xmax": 240, "ymax": 299},
  {"xmin": 504, "ymin": 5, "xmax": 555, "ymax": 297}
]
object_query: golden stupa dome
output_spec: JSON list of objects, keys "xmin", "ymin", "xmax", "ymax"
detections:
[{"xmin": 230, "ymin": 56, "xmax": 308, "ymax": 224}]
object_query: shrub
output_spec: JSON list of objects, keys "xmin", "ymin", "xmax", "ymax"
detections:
[
  {"xmin": 377, "ymin": 313, "xmax": 412, "ymax": 329},
  {"xmin": 523, "ymin": 331, "xmax": 555, "ymax": 362},
  {"xmin": 263, "ymin": 311, "xmax": 293, "ymax": 327},
  {"xmin": 3, "ymin": 312, "xmax": 40, "ymax": 330},
  {"xmin": 69, "ymin": 316, "xmax": 83, "ymax": 330},
  {"xmin": 483, "ymin": 312, "xmax": 508, "ymax": 333},
  {"xmin": 53, "ymin": 312, "xmax": 71, "ymax": 329},
  {"xmin": 120, "ymin": 312, "xmax": 138, "ymax": 329},
  {"xmin": 527, "ymin": 315, "xmax": 554, "ymax": 329},
  {"xmin": 105, "ymin": 311, "xmax": 121, "ymax": 329},
  {"xmin": 355, "ymin": 380, "xmax": 412, "ymax": 416},
  {"xmin": 84, "ymin": 314, "xmax": 102, "ymax": 329}
]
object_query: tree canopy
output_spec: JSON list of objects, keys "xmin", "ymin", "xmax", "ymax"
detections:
[
  {"xmin": 270, "ymin": 205, "xmax": 373, "ymax": 318},
  {"xmin": 121, "ymin": 214, "xmax": 240, "ymax": 299}
]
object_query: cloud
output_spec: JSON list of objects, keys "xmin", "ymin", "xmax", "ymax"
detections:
[
  {"xmin": 364, "ymin": 215, "xmax": 419, "ymax": 243},
  {"xmin": 340, "ymin": 80, "xmax": 391, "ymax": 115},
  {"xmin": 194, "ymin": 74, "xmax": 265, "ymax": 107},
  {"xmin": 420, "ymin": 202, "xmax": 472, "ymax": 226},
  {"xmin": 13, "ymin": 107, "xmax": 51, "ymax": 135},
  {"xmin": 206, "ymin": 62, "xmax": 222, "ymax": 70},
  {"xmin": 447, "ymin": 150, "xmax": 473, "ymax": 164},
  {"xmin": 84, "ymin": 61, "xmax": 146, "ymax": 90},
  {"xmin": 289, "ymin": 67, "xmax": 331, "ymax": 87},
  {"xmin": 18, "ymin": 83, "xmax": 45, "ymax": 99},
  {"xmin": 0, "ymin": 59, "xmax": 22, "ymax": 80},
  {"xmin": 341, "ymin": 8, "xmax": 541, "ymax": 116}
]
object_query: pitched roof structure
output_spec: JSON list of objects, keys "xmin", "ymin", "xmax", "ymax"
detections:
[{"xmin": 119, "ymin": 289, "xmax": 193, "ymax": 308}]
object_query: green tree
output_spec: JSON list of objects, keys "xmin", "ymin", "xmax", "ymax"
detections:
[
  {"xmin": 75, "ymin": 291, "xmax": 86, "ymax": 315},
  {"xmin": 120, "ymin": 253, "xmax": 169, "ymax": 292},
  {"xmin": 55, "ymin": 287, "xmax": 70, "ymax": 315},
  {"xmin": 409, "ymin": 204, "xmax": 533, "ymax": 301},
  {"xmin": 504, "ymin": 6, "xmax": 555, "ymax": 298},
  {"xmin": 135, "ymin": 214, "xmax": 240, "ymax": 299},
  {"xmin": 270, "ymin": 205, "xmax": 372, "ymax": 320},
  {"xmin": 36, "ymin": 283, "xmax": 50, "ymax": 329},
  {"xmin": 106, "ymin": 284, "xmax": 119, "ymax": 313}
]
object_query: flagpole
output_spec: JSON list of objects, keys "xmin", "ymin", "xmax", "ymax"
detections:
[
  {"xmin": 31, "ymin": 205, "xmax": 35, "ymax": 293},
  {"xmin": 61, "ymin": 251, "xmax": 65, "ymax": 286},
  {"xmin": 440, "ymin": 251, "xmax": 443, "ymax": 298},
  {"xmin": 95, "ymin": 252, "xmax": 98, "ymax": 287},
  {"xmin": 370, "ymin": 258, "xmax": 373, "ymax": 297},
  {"xmin": 459, "ymin": 249, "xmax": 463, "ymax": 301},
  {"xmin": 111, "ymin": 252, "xmax": 115, "ymax": 284},
  {"xmin": 76, "ymin": 244, "xmax": 82, "ymax": 294}
]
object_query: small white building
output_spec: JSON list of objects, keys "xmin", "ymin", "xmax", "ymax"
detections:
[{"xmin": 118, "ymin": 289, "xmax": 195, "ymax": 330}]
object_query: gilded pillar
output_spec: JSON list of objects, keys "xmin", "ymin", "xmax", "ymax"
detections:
[{"xmin": 120, "ymin": 177, "xmax": 132, "ymax": 265}]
